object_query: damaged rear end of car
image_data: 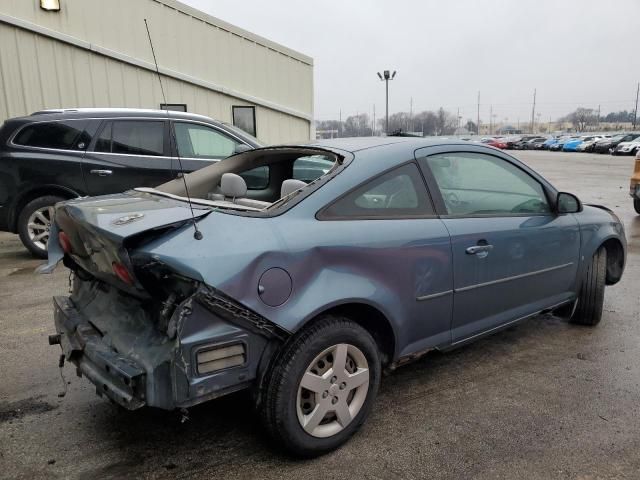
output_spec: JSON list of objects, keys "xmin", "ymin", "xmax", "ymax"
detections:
[{"xmin": 44, "ymin": 191, "xmax": 289, "ymax": 411}]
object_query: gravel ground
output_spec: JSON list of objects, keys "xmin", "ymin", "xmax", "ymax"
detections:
[{"xmin": 0, "ymin": 150, "xmax": 639, "ymax": 479}]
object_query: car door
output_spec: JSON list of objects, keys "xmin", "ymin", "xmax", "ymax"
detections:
[
  {"xmin": 416, "ymin": 146, "xmax": 580, "ymax": 343},
  {"xmin": 82, "ymin": 119, "xmax": 173, "ymax": 196},
  {"xmin": 315, "ymin": 161, "xmax": 454, "ymax": 355}
]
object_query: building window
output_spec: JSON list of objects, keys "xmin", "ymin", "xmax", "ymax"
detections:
[
  {"xmin": 232, "ymin": 106, "xmax": 257, "ymax": 137},
  {"xmin": 160, "ymin": 104, "xmax": 187, "ymax": 112},
  {"xmin": 40, "ymin": 0, "xmax": 61, "ymax": 11}
]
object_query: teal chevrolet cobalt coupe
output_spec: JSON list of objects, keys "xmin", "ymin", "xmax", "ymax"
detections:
[{"xmin": 42, "ymin": 137, "xmax": 626, "ymax": 456}]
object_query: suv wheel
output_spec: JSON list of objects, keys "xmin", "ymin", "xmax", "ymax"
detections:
[
  {"xmin": 17, "ymin": 195, "xmax": 64, "ymax": 258},
  {"xmin": 571, "ymin": 247, "xmax": 607, "ymax": 326},
  {"xmin": 260, "ymin": 315, "xmax": 381, "ymax": 457},
  {"xmin": 634, "ymin": 198, "xmax": 640, "ymax": 215}
]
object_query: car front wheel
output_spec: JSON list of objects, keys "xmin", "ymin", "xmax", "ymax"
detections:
[
  {"xmin": 571, "ymin": 247, "xmax": 607, "ymax": 326},
  {"xmin": 259, "ymin": 315, "xmax": 381, "ymax": 457},
  {"xmin": 634, "ymin": 198, "xmax": 640, "ymax": 215},
  {"xmin": 17, "ymin": 195, "xmax": 64, "ymax": 258}
]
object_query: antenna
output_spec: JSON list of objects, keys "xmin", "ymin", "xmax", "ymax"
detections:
[{"xmin": 144, "ymin": 19, "xmax": 203, "ymax": 240}]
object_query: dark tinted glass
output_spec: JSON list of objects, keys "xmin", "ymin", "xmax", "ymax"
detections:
[
  {"xmin": 94, "ymin": 122, "xmax": 112, "ymax": 152},
  {"xmin": 321, "ymin": 163, "xmax": 434, "ymax": 219},
  {"xmin": 111, "ymin": 121, "xmax": 164, "ymax": 156},
  {"xmin": 240, "ymin": 166, "xmax": 269, "ymax": 189},
  {"xmin": 14, "ymin": 121, "xmax": 88, "ymax": 150}
]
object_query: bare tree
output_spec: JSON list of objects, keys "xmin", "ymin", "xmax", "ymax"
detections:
[{"xmin": 563, "ymin": 108, "xmax": 597, "ymax": 132}]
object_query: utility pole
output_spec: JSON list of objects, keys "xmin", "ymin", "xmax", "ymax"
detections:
[
  {"xmin": 634, "ymin": 82, "xmax": 639, "ymax": 129},
  {"xmin": 457, "ymin": 107, "xmax": 460, "ymax": 130},
  {"xmin": 490, "ymin": 105, "xmax": 493, "ymax": 135},
  {"xmin": 477, "ymin": 91, "xmax": 481, "ymax": 135},
  {"xmin": 372, "ymin": 104, "xmax": 376, "ymax": 136},
  {"xmin": 530, "ymin": 88, "xmax": 537, "ymax": 134},
  {"xmin": 597, "ymin": 104, "xmax": 601, "ymax": 130},
  {"xmin": 409, "ymin": 97, "xmax": 413, "ymax": 133},
  {"xmin": 377, "ymin": 70, "xmax": 397, "ymax": 135},
  {"xmin": 339, "ymin": 109, "xmax": 342, "ymax": 138}
]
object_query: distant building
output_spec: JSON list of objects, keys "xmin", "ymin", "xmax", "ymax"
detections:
[
  {"xmin": 0, "ymin": 0, "xmax": 314, "ymax": 143},
  {"xmin": 497, "ymin": 125, "xmax": 522, "ymax": 135}
]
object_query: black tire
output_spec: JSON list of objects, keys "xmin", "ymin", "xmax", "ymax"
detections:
[
  {"xmin": 259, "ymin": 315, "xmax": 381, "ymax": 457},
  {"xmin": 571, "ymin": 247, "xmax": 607, "ymax": 326},
  {"xmin": 634, "ymin": 198, "xmax": 640, "ymax": 215},
  {"xmin": 17, "ymin": 195, "xmax": 64, "ymax": 258}
]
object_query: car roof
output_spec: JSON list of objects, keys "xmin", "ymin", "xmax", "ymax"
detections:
[
  {"xmin": 306, "ymin": 136, "xmax": 469, "ymax": 153},
  {"xmin": 18, "ymin": 108, "xmax": 220, "ymax": 124}
]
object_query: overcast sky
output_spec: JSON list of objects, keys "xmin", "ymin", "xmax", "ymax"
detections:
[{"xmin": 183, "ymin": 0, "xmax": 640, "ymax": 124}]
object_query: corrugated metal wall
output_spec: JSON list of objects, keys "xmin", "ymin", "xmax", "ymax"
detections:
[{"xmin": 0, "ymin": 0, "xmax": 313, "ymax": 143}]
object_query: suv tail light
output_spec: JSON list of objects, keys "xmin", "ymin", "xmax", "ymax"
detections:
[{"xmin": 112, "ymin": 262, "xmax": 134, "ymax": 285}]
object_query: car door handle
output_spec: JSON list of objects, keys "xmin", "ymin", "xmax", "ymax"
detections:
[
  {"xmin": 90, "ymin": 169, "xmax": 113, "ymax": 177},
  {"xmin": 466, "ymin": 245, "xmax": 493, "ymax": 255}
]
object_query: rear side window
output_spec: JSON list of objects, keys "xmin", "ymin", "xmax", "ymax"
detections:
[
  {"xmin": 95, "ymin": 120, "xmax": 165, "ymax": 156},
  {"xmin": 13, "ymin": 121, "xmax": 89, "ymax": 150},
  {"xmin": 319, "ymin": 163, "xmax": 434, "ymax": 219}
]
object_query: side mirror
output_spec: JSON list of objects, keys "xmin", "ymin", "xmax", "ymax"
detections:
[
  {"xmin": 557, "ymin": 192, "xmax": 582, "ymax": 214},
  {"xmin": 234, "ymin": 144, "xmax": 252, "ymax": 154}
]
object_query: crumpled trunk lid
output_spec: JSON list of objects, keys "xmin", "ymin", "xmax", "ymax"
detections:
[{"xmin": 39, "ymin": 190, "xmax": 211, "ymax": 297}]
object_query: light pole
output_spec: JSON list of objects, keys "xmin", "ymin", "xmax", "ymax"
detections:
[{"xmin": 377, "ymin": 70, "xmax": 396, "ymax": 134}]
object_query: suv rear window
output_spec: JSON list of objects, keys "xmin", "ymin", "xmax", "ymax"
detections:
[
  {"xmin": 13, "ymin": 121, "xmax": 89, "ymax": 150},
  {"xmin": 95, "ymin": 120, "xmax": 165, "ymax": 156}
]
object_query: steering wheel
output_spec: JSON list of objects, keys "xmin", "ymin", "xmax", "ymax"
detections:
[{"xmin": 443, "ymin": 192, "xmax": 460, "ymax": 209}]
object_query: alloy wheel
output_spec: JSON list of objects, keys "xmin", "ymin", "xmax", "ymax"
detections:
[
  {"xmin": 27, "ymin": 206, "xmax": 55, "ymax": 251},
  {"xmin": 296, "ymin": 343, "xmax": 370, "ymax": 438}
]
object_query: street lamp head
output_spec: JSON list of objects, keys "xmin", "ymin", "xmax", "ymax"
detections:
[
  {"xmin": 383, "ymin": 70, "xmax": 390, "ymax": 80},
  {"xmin": 377, "ymin": 72, "xmax": 383, "ymax": 80},
  {"xmin": 391, "ymin": 70, "xmax": 397, "ymax": 79}
]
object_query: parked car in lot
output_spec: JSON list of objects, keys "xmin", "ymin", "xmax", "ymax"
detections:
[
  {"xmin": 42, "ymin": 137, "xmax": 626, "ymax": 456},
  {"xmin": 513, "ymin": 135, "xmax": 541, "ymax": 149},
  {"xmin": 613, "ymin": 137, "xmax": 640, "ymax": 156},
  {"xmin": 549, "ymin": 136, "xmax": 577, "ymax": 151},
  {"xmin": 481, "ymin": 137, "xmax": 508, "ymax": 149},
  {"xmin": 0, "ymin": 108, "xmax": 263, "ymax": 257},
  {"xmin": 563, "ymin": 135, "xmax": 602, "ymax": 152},
  {"xmin": 631, "ymin": 149, "xmax": 640, "ymax": 214},
  {"xmin": 542, "ymin": 137, "xmax": 560, "ymax": 150},
  {"xmin": 577, "ymin": 136, "xmax": 608, "ymax": 152},
  {"xmin": 594, "ymin": 133, "xmax": 640, "ymax": 154},
  {"xmin": 526, "ymin": 137, "xmax": 549, "ymax": 150}
]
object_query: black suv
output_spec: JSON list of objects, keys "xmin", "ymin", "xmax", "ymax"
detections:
[{"xmin": 0, "ymin": 108, "xmax": 262, "ymax": 257}]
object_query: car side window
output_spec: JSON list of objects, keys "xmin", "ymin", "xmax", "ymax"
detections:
[
  {"xmin": 240, "ymin": 166, "xmax": 269, "ymax": 190},
  {"xmin": 320, "ymin": 163, "xmax": 434, "ymax": 219},
  {"xmin": 293, "ymin": 155, "xmax": 335, "ymax": 183},
  {"xmin": 13, "ymin": 121, "xmax": 90, "ymax": 150},
  {"xmin": 94, "ymin": 120, "xmax": 164, "ymax": 156},
  {"xmin": 420, "ymin": 152, "xmax": 550, "ymax": 216},
  {"xmin": 174, "ymin": 122, "xmax": 239, "ymax": 158}
]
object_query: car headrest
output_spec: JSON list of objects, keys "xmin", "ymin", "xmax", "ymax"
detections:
[
  {"xmin": 220, "ymin": 173, "xmax": 247, "ymax": 199},
  {"xmin": 281, "ymin": 179, "xmax": 307, "ymax": 198}
]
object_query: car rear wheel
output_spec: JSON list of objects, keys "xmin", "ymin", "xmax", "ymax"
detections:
[
  {"xmin": 259, "ymin": 315, "xmax": 381, "ymax": 457},
  {"xmin": 634, "ymin": 199, "xmax": 640, "ymax": 215},
  {"xmin": 17, "ymin": 195, "xmax": 64, "ymax": 258},
  {"xmin": 571, "ymin": 247, "xmax": 607, "ymax": 326}
]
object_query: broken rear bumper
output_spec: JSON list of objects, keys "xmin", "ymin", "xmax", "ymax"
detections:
[{"xmin": 53, "ymin": 296, "xmax": 147, "ymax": 410}]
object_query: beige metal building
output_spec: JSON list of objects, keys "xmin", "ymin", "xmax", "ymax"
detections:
[{"xmin": 0, "ymin": 0, "xmax": 314, "ymax": 143}]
